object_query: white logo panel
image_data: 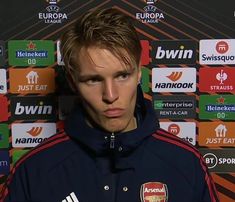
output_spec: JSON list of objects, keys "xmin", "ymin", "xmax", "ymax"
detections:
[
  {"xmin": 152, "ymin": 67, "xmax": 196, "ymax": 92},
  {"xmin": 160, "ymin": 122, "xmax": 196, "ymax": 145},
  {"xmin": 12, "ymin": 123, "xmax": 56, "ymax": 148},
  {"xmin": 199, "ymin": 39, "xmax": 235, "ymax": 65},
  {"xmin": 0, "ymin": 69, "xmax": 7, "ymax": 94}
]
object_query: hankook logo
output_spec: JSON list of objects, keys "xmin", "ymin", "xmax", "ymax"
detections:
[
  {"xmin": 152, "ymin": 67, "xmax": 196, "ymax": 92},
  {"xmin": 166, "ymin": 72, "xmax": 182, "ymax": 82},
  {"xmin": 27, "ymin": 127, "xmax": 43, "ymax": 137},
  {"xmin": 12, "ymin": 123, "xmax": 56, "ymax": 148}
]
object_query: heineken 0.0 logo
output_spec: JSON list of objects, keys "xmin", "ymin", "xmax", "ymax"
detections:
[{"xmin": 8, "ymin": 40, "xmax": 54, "ymax": 66}]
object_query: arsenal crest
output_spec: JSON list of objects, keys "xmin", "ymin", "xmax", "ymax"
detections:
[{"xmin": 140, "ymin": 182, "xmax": 168, "ymax": 202}]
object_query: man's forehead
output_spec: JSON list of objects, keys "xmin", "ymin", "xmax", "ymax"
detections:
[{"xmin": 77, "ymin": 47, "xmax": 134, "ymax": 71}]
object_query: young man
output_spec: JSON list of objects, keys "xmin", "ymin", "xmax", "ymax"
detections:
[{"xmin": 1, "ymin": 8, "xmax": 219, "ymax": 202}]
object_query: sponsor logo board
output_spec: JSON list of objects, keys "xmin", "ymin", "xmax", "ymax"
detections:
[
  {"xmin": 140, "ymin": 40, "xmax": 150, "ymax": 65},
  {"xmin": 141, "ymin": 67, "xmax": 150, "ymax": 93},
  {"xmin": 10, "ymin": 96, "xmax": 56, "ymax": 120},
  {"xmin": 0, "ymin": 41, "xmax": 6, "ymax": 66},
  {"xmin": 0, "ymin": 151, "xmax": 10, "ymax": 174},
  {"xmin": 0, "ymin": 69, "xmax": 7, "ymax": 94},
  {"xmin": 151, "ymin": 40, "xmax": 196, "ymax": 65},
  {"xmin": 11, "ymin": 123, "xmax": 56, "ymax": 148},
  {"xmin": 12, "ymin": 149, "xmax": 29, "ymax": 164},
  {"xmin": 199, "ymin": 122, "xmax": 235, "ymax": 147},
  {"xmin": 0, "ymin": 96, "xmax": 8, "ymax": 122},
  {"xmin": 160, "ymin": 122, "xmax": 196, "ymax": 145},
  {"xmin": 153, "ymin": 95, "xmax": 196, "ymax": 119},
  {"xmin": 199, "ymin": 39, "xmax": 235, "ymax": 65},
  {"xmin": 9, "ymin": 68, "xmax": 55, "ymax": 94},
  {"xmin": 199, "ymin": 67, "xmax": 235, "ymax": 92},
  {"xmin": 199, "ymin": 95, "xmax": 235, "ymax": 120},
  {"xmin": 0, "ymin": 124, "xmax": 9, "ymax": 148},
  {"xmin": 200, "ymin": 149, "xmax": 235, "ymax": 172},
  {"xmin": 56, "ymin": 40, "xmax": 65, "ymax": 65},
  {"xmin": 152, "ymin": 67, "xmax": 196, "ymax": 92},
  {"xmin": 8, "ymin": 40, "xmax": 54, "ymax": 66}
]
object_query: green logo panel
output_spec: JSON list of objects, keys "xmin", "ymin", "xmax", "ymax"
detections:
[
  {"xmin": 141, "ymin": 67, "xmax": 150, "ymax": 93},
  {"xmin": 12, "ymin": 149, "xmax": 29, "ymax": 165},
  {"xmin": 0, "ymin": 124, "xmax": 9, "ymax": 148},
  {"xmin": 8, "ymin": 40, "xmax": 54, "ymax": 66},
  {"xmin": 199, "ymin": 95, "xmax": 235, "ymax": 120}
]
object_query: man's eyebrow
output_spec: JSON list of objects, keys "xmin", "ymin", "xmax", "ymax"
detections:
[{"xmin": 77, "ymin": 74, "xmax": 103, "ymax": 81}]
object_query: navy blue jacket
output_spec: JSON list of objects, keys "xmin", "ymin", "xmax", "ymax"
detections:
[{"xmin": 1, "ymin": 88, "xmax": 219, "ymax": 202}]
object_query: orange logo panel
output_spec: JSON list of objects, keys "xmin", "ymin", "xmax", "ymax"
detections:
[
  {"xmin": 199, "ymin": 122, "xmax": 235, "ymax": 147},
  {"xmin": 9, "ymin": 68, "xmax": 55, "ymax": 94}
]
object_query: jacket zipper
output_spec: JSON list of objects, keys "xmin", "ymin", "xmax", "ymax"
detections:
[{"xmin": 110, "ymin": 132, "xmax": 115, "ymax": 149}]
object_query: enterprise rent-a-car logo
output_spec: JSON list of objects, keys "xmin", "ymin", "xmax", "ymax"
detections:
[{"xmin": 199, "ymin": 39, "xmax": 235, "ymax": 65}]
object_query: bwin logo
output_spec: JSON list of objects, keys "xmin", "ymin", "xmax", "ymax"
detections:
[
  {"xmin": 15, "ymin": 102, "xmax": 53, "ymax": 115},
  {"xmin": 155, "ymin": 45, "xmax": 193, "ymax": 59}
]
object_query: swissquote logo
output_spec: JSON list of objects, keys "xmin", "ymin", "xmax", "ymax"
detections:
[
  {"xmin": 199, "ymin": 39, "xmax": 235, "ymax": 65},
  {"xmin": 152, "ymin": 67, "xmax": 196, "ymax": 92},
  {"xmin": 11, "ymin": 96, "xmax": 56, "ymax": 120},
  {"xmin": 199, "ymin": 68, "xmax": 235, "ymax": 92},
  {"xmin": 151, "ymin": 40, "xmax": 196, "ymax": 65},
  {"xmin": 140, "ymin": 182, "xmax": 168, "ymax": 202},
  {"xmin": 9, "ymin": 68, "xmax": 55, "ymax": 94},
  {"xmin": 12, "ymin": 123, "xmax": 56, "ymax": 148},
  {"xmin": 160, "ymin": 122, "xmax": 196, "ymax": 145},
  {"xmin": 39, "ymin": 0, "xmax": 68, "ymax": 24}
]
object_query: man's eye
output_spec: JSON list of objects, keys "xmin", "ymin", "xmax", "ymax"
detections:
[
  {"xmin": 86, "ymin": 78, "xmax": 101, "ymax": 85},
  {"xmin": 117, "ymin": 73, "xmax": 130, "ymax": 81}
]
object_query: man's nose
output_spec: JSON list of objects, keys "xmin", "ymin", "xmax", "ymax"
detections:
[{"xmin": 102, "ymin": 80, "xmax": 119, "ymax": 103}]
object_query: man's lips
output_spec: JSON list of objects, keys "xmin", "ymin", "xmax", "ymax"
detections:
[{"xmin": 103, "ymin": 108, "xmax": 124, "ymax": 117}]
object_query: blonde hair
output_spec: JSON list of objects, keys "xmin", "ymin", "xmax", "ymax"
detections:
[{"xmin": 60, "ymin": 8, "xmax": 141, "ymax": 89}]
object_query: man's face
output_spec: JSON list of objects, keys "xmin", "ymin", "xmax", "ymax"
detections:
[{"xmin": 75, "ymin": 47, "xmax": 141, "ymax": 133}]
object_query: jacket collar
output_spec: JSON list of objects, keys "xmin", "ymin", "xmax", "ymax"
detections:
[{"xmin": 64, "ymin": 85, "xmax": 159, "ymax": 155}]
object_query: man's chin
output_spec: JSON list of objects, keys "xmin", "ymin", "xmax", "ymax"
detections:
[{"xmin": 102, "ymin": 120, "xmax": 131, "ymax": 133}]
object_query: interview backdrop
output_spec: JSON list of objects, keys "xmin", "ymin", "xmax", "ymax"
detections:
[{"xmin": 0, "ymin": 0, "xmax": 235, "ymax": 201}]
